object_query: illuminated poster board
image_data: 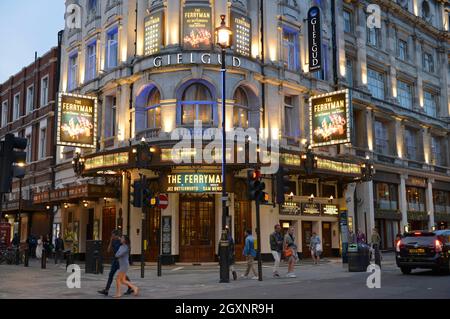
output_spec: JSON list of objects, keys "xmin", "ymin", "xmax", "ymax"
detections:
[
  {"xmin": 183, "ymin": 6, "xmax": 212, "ymax": 50},
  {"xmin": 57, "ymin": 93, "xmax": 97, "ymax": 148},
  {"xmin": 166, "ymin": 173, "xmax": 222, "ymax": 193},
  {"xmin": 144, "ymin": 11, "xmax": 164, "ymax": 56},
  {"xmin": 310, "ymin": 89, "xmax": 351, "ymax": 147},
  {"xmin": 231, "ymin": 12, "xmax": 251, "ymax": 57}
]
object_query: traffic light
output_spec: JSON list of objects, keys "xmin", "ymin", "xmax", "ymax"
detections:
[
  {"xmin": 0, "ymin": 134, "xmax": 27, "ymax": 193},
  {"xmin": 131, "ymin": 180, "xmax": 143, "ymax": 208},
  {"xmin": 276, "ymin": 166, "xmax": 290, "ymax": 205},
  {"xmin": 135, "ymin": 141, "xmax": 153, "ymax": 169},
  {"xmin": 302, "ymin": 148, "xmax": 317, "ymax": 176},
  {"xmin": 247, "ymin": 169, "xmax": 266, "ymax": 202},
  {"xmin": 361, "ymin": 162, "xmax": 375, "ymax": 182}
]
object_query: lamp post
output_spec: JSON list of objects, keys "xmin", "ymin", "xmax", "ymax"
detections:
[{"xmin": 216, "ymin": 15, "xmax": 232, "ymax": 284}]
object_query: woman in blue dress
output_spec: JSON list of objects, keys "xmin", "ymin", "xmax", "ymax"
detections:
[{"xmin": 114, "ymin": 235, "xmax": 139, "ymax": 298}]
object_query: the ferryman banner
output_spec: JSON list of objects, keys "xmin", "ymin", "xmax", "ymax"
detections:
[
  {"xmin": 57, "ymin": 93, "xmax": 98, "ymax": 148},
  {"xmin": 310, "ymin": 89, "xmax": 351, "ymax": 147}
]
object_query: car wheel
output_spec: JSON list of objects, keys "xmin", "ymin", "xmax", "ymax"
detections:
[{"xmin": 400, "ymin": 267, "xmax": 412, "ymax": 275}]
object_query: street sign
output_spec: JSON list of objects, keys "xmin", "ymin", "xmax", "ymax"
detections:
[{"xmin": 158, "ymin": 194, "xmax": 169, "ymax": 210}]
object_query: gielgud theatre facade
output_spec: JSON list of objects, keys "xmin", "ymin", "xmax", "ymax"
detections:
[{"xmin": 32, "ymin": 0, "xmax": 450, "ymax": 262}]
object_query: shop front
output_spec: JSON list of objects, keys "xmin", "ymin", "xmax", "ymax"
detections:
[
  {"xmin": 373, "ymin": 172, "xmax": 402, "ymax": 250},
  {"xmin": 432, "ymin": 181, "xmax": 450, "ymax": 230},
  {"xmin": 405, "ymin": 177, "xmax": 429, "ymax": 231}
]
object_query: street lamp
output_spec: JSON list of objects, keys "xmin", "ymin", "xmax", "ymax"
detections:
[{"xmin": 216, "ymin": 14, "xmax": 232, "ymax": 284}]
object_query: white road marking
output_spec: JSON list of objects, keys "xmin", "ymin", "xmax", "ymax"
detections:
[{"xmin": 172, "ymin": 267, "xmax": 184, "ymax": 272}]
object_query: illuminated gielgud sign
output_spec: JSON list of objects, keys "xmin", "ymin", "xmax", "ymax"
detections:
[
  {"xmin": 166, "ymin": 173, "xmax": 222, "ymax": 193},
  {"xmin": 57, "ymin": 93, "xmax": 98, "ymax": 148},
  {"xmin": 310, "ymin": 89, "xmax": 351, "ymax": 147}
]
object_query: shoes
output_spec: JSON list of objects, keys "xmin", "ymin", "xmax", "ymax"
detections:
[
  {"xmin": 124, "ymin": 289, "xmax": 133, "ymax": 296},
  {"xmin": 232, "ymin": 271, "xmax": 237, "ymax": 281},
  {"xmin": 286, "ymin": 273, "xmax": 297, "ymax": 278},
  {"xmin": 251, "ymin": 276, "xmax": 258, "ymax": 280},
  {"xmin": 273, "ymin": 273, "xmax": 280, "ymax": 278},
  {"xmin": 241, "ymin": 275, "xmax": 248, "ymax": 279},
  {"xmin": 98, "ymin": 289, "xmax": 108, "ymax": 296}
]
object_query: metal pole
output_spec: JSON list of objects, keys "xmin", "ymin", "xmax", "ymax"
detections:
[
  {"xmin": 18, "ymin": 178, "xmax": 22, "ymax": 244},
  {"xmin": 157, "ymin": 215, "xmax": 162, "ymax": 277},
  {"xmin": 219, "ymin": 48, "xmax": 230, "ymax": 283},
  {"xmin": 140, "ymin": 174, "xmax": 145, "ymax": 278},
  {"xmin": 256, "ymin": 199, "xmax": 263, "ymax": 281},
  {"xmin": 331, "ymin": 0, "xmax": 339, "ymax": 89}
]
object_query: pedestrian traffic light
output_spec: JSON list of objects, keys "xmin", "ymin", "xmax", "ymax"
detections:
[
  {"xmin": 131, "ymin": 180, "xmax": 143, "ymax": 208},
  {"xmin": 0, "ymin": 134, "xmax": 27, "ymax": 193},
  {"xmin": 247, "ymin": 169, "xmax": 266, "ymax": 202},
  {"xmin": 276, "ymin": 166, "xmax": 290, "ymax": 205}
]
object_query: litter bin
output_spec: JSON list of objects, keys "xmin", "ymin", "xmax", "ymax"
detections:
[
  {"xmin": 86, "ymin": 240, "xmax": 103, "ymax": 274},
  {"xmin": 348, "ymin": 243, "xmax": 370, "ymax": 272}
]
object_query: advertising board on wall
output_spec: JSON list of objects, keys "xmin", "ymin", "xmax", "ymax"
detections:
[{"xmin": 183, "ymin": 6, "xmax": 212, "ymax": 50}]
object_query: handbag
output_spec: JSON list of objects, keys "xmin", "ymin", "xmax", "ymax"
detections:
[
  {"xmin": 315, "ymin": 243, "xmax": 323, "ymax": 253},
  {"xmin": 284, "ymin": 245, "xmax": 293, "ymax": 257}
]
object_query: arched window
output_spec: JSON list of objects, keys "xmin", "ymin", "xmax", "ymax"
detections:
[
  {"xmin": 233, "ymin": 87, "xmax": 249, "ymax": 128},
  {"xmin": 146, "ymin": 88, "xmax": 161, "ymax": 129},
  {"xmin": 181, "ymin": 83, "xmax": 213, "ymax": 125}
]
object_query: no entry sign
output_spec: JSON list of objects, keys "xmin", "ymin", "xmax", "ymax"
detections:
[{"xmin": 158, "ymin": 194, "xmax": 169, "ymax": 210}]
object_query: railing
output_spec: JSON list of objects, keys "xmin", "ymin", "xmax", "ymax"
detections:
[
  {"xmin": 376, "ymin": 200, "xmax": 398, "ymax": 211},
  {"xmin": 135, "ymin": 128, "xmax": 162, "ymax": 140},
  {"xmin": 407, "ymin": 203, "xmax": 426, "ymax": 212}
]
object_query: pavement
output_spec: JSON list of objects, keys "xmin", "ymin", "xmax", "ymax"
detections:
[{"xmin": 0, "ymin": 253, "xmax": 449, "ymax": 299}]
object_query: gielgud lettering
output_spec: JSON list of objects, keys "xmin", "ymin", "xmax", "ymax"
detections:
[{"xmin": 152, "ymin": 53, "xmax": 242, "ymax": 68}]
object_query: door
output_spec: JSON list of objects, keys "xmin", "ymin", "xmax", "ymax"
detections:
[
  {"xmin": 302, "ymin": 221, "xmax": 312, "ymax": 258},
  {"xmin": 145, "ymin": 206, "xmax": 161, "ymax": 262},
  {"xmin": 86, "ymin": 209, "xmax": 94, "ymax": 241},
  {"xmin": 234, "ymin": 200, "xmax": 251, "ymax": 261},
  {"xmin": 101, "ymin": 207, "xmax": 116, "ymax": 262},
  {"xmin": 180, "ymin": 195, "xmax": 215, "ymax": 262},
  {"xmin": 321, "ymin": 222, "xmax": 332, "ymax": 257}
]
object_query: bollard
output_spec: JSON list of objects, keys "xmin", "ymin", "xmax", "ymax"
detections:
[
  {"xmin": 41, "ymin": 250, "xmax": 47, "ymax": 269},
  {"xmin": 15, "ymin": 249, "xmax": 20, "ymax": 265},
  {"xmin": 24, "ymin": 248, "xmax": 29, "ymax": 267}
]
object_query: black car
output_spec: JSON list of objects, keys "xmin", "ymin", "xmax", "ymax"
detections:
[{"xmin": 396, "ymin": 230, "xmax": 450, "ymax": 275}]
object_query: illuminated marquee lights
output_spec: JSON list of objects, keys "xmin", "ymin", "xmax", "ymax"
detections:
[
  {"xmin": 231, "ymin": 12, "xmax": 251, "ymax": 57},
  {"xmin": 144, "ymin": 12, "xmax": 163, "ymax": 56}
]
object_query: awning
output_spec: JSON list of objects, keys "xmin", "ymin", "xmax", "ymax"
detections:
[{"xmin": 33, "ymin": 184, "xmax": 119, "ymax": 204}]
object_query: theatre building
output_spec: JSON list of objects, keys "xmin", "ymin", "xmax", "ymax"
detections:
[
  {"xmin": 0, "ymin": 48, "xmax": 59, "ymax": 244},
  {"xmin": 32, "ymin": 0, "xmax": 449, "ymax": 262}
]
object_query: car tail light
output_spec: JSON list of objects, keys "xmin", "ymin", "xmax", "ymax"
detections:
[
  {"xmin": 396, "ymin": 240, "xmax": 402, "ymax": 252},
  {"xmin": 435, "ymin": 240, "xmax": 443, "ymax": 253}
]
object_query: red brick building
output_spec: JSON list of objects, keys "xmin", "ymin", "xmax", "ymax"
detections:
[{"xmin": 0, "ymin": 47, "xmax": 59, "ymax": 243}]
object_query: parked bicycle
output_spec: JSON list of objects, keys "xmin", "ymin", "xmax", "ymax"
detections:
[{"xmin": 0, "ymin": 248, "xmax": 17, "ymax": 265}]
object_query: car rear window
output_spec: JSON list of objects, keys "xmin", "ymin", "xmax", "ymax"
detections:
[{"xmin": 403, "ymin": 235, "xmax": 436, "ymax": 245}]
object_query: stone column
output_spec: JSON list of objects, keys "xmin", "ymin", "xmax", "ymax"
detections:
[
  {"xmin": 355, "ymin": 2, "xmax": 368, "ymax": 88},
  {"xmin": 438, "ymin": 46, "xmax": 450, "ymax": 117},
  {"xmin": 356, "ymin": 181, "xmax": 375, "ymax": 236},
  {"xmin": 414, "ymin": 36, "xmax": 424, "ymax": 112},
  {"xmin": 166, "ymin": 0, "xmax": 181, "ymax": 47},
  {"xmin": 399, "ymin": 174, "xmax": 408, "ymax": 231},
  {"xmin": 387, "ymin": 21, "xmax": 397, "ymax": 101},
  {"xmin": 366, "ymin": 108, "xmax": 374, "ymax": 152},
  {"xmin": 421, "ymin": 125, "xmax": 431, "ymax": 165},
  {"xmin": 395, "ymin": 118, "xmax": 404, "ymax": 159},
  {"xmin": 426, "ymin": 179, "xmax": 435, "ymax": 230},
  {"xmin": 344, "ymin": 183, "xmax": 356, "ymax": 232}
]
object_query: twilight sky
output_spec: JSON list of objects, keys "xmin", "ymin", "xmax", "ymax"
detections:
[{"xmin": 0, "ymin": 0, "xmax": 65, "ymax": 83}]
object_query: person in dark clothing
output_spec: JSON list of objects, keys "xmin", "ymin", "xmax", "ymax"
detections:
[
  {"xmin": 54, "ymin": 233, "xmax": 65, "ymax": 264},
  {"xmin": 27, "ymin": 235, "xmax": 37, "ymax": 258},
  {"xmin": 269, "ymin": 224, "xmax": 284, "ymax": 278},
  {"xmin": 226, "ymin": 227, "xmax": 237, "ymax": 281},
  {"xmin": 98, "ymin": 230, "xmax": 133, "ymax": 296},
  {"xmin": 11, "ymin": 233, "xmax": 20, "ymax": 248}
]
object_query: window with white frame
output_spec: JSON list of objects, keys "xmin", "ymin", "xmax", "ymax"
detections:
[
  {"xmin": 423, "ymin": 52, "xmax": 434, "ymax": 73},
  {"xmin": 404, "ymin": 128, "xmax": 417, "ymax": 160},
  {"xmin": 424, "ymin": 90, "xmax": 438, "ymax": 117},
  {"xmin": 398, "ymin": 40, "xmax": 408, "ymax": 61},
  {"xmin": 284, "ymin": 96, "xmax": 299, "ymax": 138},
  {"xmin": 13, "ymin": 94, "xmax": 20, "ymax": 120},
  {"xmin": 146, "ymin": 88, "xmax": 161, "ymax": 130},
  {"xmin": 86, "ymin": 41, "xmax": 97, "ymax": 81},
  {"xmin": 374, "ymin": 120, "xmax": 389, "ymax": 155},
  {"xmin": 181, "ymin": 83, "xmax": 214, "ymax": 126},
  {"xmin": 26, "ymin": 134, "xmax": 32, "ymax": 163},
  {"xmin": 41, "ymin": 76, "xmax": 49, "ymax": 107},
  {"xmin": 1, "ymin": 101, "xmax": 8, "ymax": 127},
  {"xmin": 68, "ymin": 53, "xmax": 78, "ymax": 91},
  {"xmin": 282, "ymin": 28, "xmax": 299, "ymax": 71},
  {"xmin": 106, "ymin": 28, "xmax": 118, "ymax": 69},
  {"xmin": 343, "ymin": 10, "xmax": 353, "ymax": 33},
  {"xmin": 397, "ymin": 80, "xmax": 413, "ymax": 109},
  {"xmin": 39, "ymin": 127, "xmax": 46, "ymax": 159},
  {"xmin": 431, "ymin": 136, "xmax": 444, "ymax": 166},
  {"xmin": 367, "ymin": 27, "xmax": 379, "ymax": 47},
  {"xmin": 368, "ymin": 68, "xmax": 385, "ymax": 100},
  {"xmin": 233, "ymin": 87, "xmax": 249, "ymax": 129},
  {"xmin": 26, "ymin": 85, "xmax": 34, "ymax": 114},
  {"xmin": 104, "ymin": 96, "xmax": 117, "ymax": 138}
]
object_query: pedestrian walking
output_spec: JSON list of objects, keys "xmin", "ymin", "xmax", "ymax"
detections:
[
  {"xmin": 113, "ymin": 235, "xmax": 139, "ymax": 298},
  {"xmin": 370, "ymin": 228, "xmax": 382, "ymax": 265},
  {"xmin": 310, "ymin": 232, "xmax": 322, "ymax": 265},
  {"xmin": 36, "ymin": 236, "xmax": 44, "ymax": 259},
  {"xmin": 225, "ymin": 226, "xmax": 238, "ymax": 281},
  {"xmin": 44, "ymin": 234, "xmax": 52, "ymax": 259},
  {"xmin": 284, "ymin": 226, "xmax": 298, "ymax": 278},
  {"xmin": 54, "ymin": 233, "xmax": 65, "ymax": 264},
  {"xmin": 242, "ymin": 229, "xmax": 258, "ymax": 280},
  {"xmin": 394, "ymin": 233, "xmax": 402, "ymax": 248},
  {"xmin": 11, "ymin": 233, "xmax": 20, "ymax": 248},
  {"xmin": 98, "ymin": 230, "xmax": 133, "ymax": 297},
  {"xmin": 356, "ymin": 229, "xmax": 366, "ymax": 244},
  {"xmin": 269, "ymin": 224, "xmax": 284, "ymax": 278}
]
